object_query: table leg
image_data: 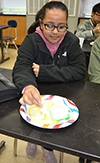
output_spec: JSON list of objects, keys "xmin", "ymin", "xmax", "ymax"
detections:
[
  {"xmin": 0, "ymin": 30, "xmax": 10, "ymax": 64},
  {"xmin": 0, "ymin": 140, "xmax": 5, "ymax": 150},
  {"xmin": 59, "ymin": 152, "xmax": 64, "ymax": 163},
  {"xmin": 13, "ymin": 138, "xmax": 17, "ymax": 157}
]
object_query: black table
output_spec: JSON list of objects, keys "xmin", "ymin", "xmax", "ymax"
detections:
[
  {"xmin": 82, "ymin": 40, "xmax": 92, "ymax": 54},
  {"xmin": 0, "ymin": 69, "xmax": 100, "ymax": 162},
  {"xmin": 0, "ymin": 25, "xmax": 10, "ymax": 64}
]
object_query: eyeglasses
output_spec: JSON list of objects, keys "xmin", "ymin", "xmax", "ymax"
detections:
[
  {"xmin": 42, "ymin": 20, "xmax": 68, "ymax": 32},
  {"xmin": 95, "ymin": 13, "xmax": 100, "ymax": 17}
]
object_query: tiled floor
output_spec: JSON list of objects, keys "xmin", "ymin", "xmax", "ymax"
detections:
[
  {"xmin": 0, "ymin": 47, "xmax": 99, "ymax": 163},
  {"xmin": 0, "ymin": 47, "xmax": 18, "ymax": 69},
  {"xmin": 0, "ymin": 133, "xmax": 80, "ymax": 163}
]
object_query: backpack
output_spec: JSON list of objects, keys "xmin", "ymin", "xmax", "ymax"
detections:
[{"xmin": 0, "ymin": 72, "xmax": 20, "ymax": 103}]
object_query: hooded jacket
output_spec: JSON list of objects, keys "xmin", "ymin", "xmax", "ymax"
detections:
[
  {"xmin": 12, "ymin": 31, "xmax": 86, "ymax": 92},
  {"xmin": 75, "ymin": 19, "xmax": 99, "ymax": 41}
]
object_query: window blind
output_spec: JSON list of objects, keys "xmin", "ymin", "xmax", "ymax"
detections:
[{"xmin": 27, "ymin": 0, "xmax": 77, "ymax": 17}]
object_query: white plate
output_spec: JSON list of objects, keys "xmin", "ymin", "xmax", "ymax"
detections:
[{"xmin": 20, "ymin": 95, "xmax": 79, "ymax": 129}]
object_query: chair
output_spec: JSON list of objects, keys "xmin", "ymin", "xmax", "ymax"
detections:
[{"xmin": 2, "ymin": 20, "xmax": 18, "ymax": 56}]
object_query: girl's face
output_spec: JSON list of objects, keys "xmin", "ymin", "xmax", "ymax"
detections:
[{"xmin": 40, "ymin": 8, "xmax": 67, "ymax": 44}]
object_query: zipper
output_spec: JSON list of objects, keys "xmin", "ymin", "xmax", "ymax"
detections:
[{"xmin": 57, "ymin": 55, "xmax": 60, "ymax": 65}]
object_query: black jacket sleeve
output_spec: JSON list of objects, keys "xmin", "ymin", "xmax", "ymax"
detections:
[{"xmin": 12, "ymin": 35, "xmax": 38, "ymax": 92}]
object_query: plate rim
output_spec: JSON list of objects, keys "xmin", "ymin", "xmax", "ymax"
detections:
[{"xmin": 20, "ymin": 94, "xmax": 79, "ymax": 129}]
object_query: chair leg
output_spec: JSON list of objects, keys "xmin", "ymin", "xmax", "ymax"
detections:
[
  {"xmin": 4, "ymin": 42, "xmax": 9, "ymax": 57},
  {"xmin": 59, "ymin": 152, "xmax": 64, "ymax": 163},
  {"xmin": 13, "ymin": 138, "xmax": 18, "ymax": 157},
  {"xmin": 12, "ymin": 41, "xmax": 18, "ymax": 50},
  {"xmin": 3, "ymin": 41, "xmax": 6, "ymax": 47}
]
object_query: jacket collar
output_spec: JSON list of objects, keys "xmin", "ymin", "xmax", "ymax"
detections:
[
  {"xmin": 35, "ymin": 32, "xmax": 71, "ymax": 54},
  {"xmin": 90, "ymin": 19, "xmax": 98, "ymax": 27}
]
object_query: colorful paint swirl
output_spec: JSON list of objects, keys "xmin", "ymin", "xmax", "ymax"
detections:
[{"xmin": 20, "ymin": 95, "xmax": 79, "ymax": 129}]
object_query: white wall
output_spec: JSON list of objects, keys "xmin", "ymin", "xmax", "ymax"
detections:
[{"xmin": 78, "ymin": 0, "xmax": 100, "ymax": 17}]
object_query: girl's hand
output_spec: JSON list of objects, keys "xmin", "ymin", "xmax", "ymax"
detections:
[
  {"xmin": 32, "ymin": 63, "xmax": 40, "ymax": 77},
  {"xmin": 19, "ymin": 85, "xmax": 42, "ymax": 108}
]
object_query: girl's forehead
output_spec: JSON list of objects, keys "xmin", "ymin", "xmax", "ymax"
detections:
[
  {"xmin": 44, "ymin": 8, "xmax": 67, "ymax": 19},
  {"xmin": 45, "ymin": 8, "xmax": 65, "ymax": 13}
]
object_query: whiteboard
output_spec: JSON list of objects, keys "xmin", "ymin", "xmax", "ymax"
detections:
[{"xmin": 1, "ymin": 0, "xmax": 26, "ymax": 9}]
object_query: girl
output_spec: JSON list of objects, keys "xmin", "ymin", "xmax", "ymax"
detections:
[{"xmin": 12, "ymin": 1, "xmax": 86, "ymax": 163}]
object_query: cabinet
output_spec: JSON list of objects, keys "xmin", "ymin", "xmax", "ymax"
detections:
[{"xmin": 0, "ymin": 15, "xmax": 27, "ymax": 45}]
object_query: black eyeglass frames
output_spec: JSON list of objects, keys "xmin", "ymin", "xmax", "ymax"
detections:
[{"xmin": 42, "ymin": 20, "xmax": 68, "ymax": 32}]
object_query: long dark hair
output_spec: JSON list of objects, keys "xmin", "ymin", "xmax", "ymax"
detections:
[
  {"xmin": 27, "ymin": 8, "xmax": 42, "ymax": 34},
  {"xmin": 27, "ymin": 1, "xmax": 68, "ymax": 34}
]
